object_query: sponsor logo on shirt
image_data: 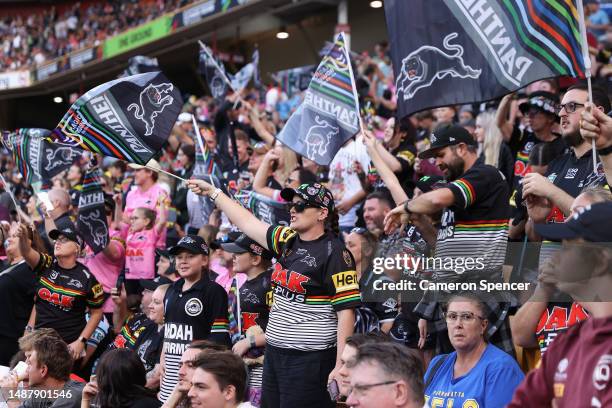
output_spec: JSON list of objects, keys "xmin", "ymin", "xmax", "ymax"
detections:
[
  {"xmin": 242, "ymin": 312, "xmax": 260, "ymax": 331},
  {"xmin": 67, "ymin": 278, "xmax": 84, "ymax": 289},
  {"xmin": 50, "ymin": 271, "xmax": 59, "ymax": 280},
  {"xmin": 271, "ymin": 263, "xmax": 310, "ymax": 302},
  {"xmin": 593, "ymin": 354, "xmax": 612, "ymax": 391},
  {"xmin": 184, "ymin": 298, "xmax": 203, "ymax": 317},
  {"xmin": 331, "ymin": 271, "xmax": 359, "ymax": 292},
  {"xmin": 564, "ymin": 168, "xmax": 578, "ymax": 179},
  {"xmin": 38, "ymin": 288, "xmax": 74, "ymax": 309},
  {"xmin": 554, "ymin": 358, "xmax": 569, "ymax": 398}
]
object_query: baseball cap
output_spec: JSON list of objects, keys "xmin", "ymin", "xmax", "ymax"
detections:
[
  {"xmin": 518, "ymin": 91, "xmax": 559, "ymax": 117},
  {"xmin": 415, "ymin": 175, "xmax": 446, "ymax": 193},
  {"xmin": 535, "ymin": 202, "xmax": 612, "ymax": 242},
  {"xmin": 169, "ymin": 235, "xmax": 209, "ymax": 256},
  {"xmin": 221, "ymin": 233, "xmax": 274, "ymax": 260},
  {"xmin": 280, "ymin": 183, "xmax": 335, "ymax": 212},
  {"xmin": 177, "ymin": 112, "xmax": 193, "ymax": 123},
  {"xmin": 49, "ymin": 222, "xmax": 83, "ymax": 248},
  {"xmin": 140, "ymin": 275, "xmax": 173, "ymax": 291},
  {"xmin": 418, "ymin": 126, "xmax": 478, "ymax": 159},
  {"xmin": 155, "ymin": 248, "xmax": 171, "ymax": 259}
]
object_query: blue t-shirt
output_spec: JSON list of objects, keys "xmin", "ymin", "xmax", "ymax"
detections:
[{"xmin": 424, "ymin": 344, "xmax": 524, "ymax": 408}]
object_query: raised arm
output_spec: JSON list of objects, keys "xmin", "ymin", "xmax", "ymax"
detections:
[
  {"xmin": 253, "ymin": 150, "xmax": 279, "ymax": 199},
  {"xmin": 188, "ymin": 179, "xmax": 271, "ymax": 249},
  {"xmin": 16, "ymin": 224, "xmax": 42, "ymax": 270},
  {"xmin": 495, "ymin": 93, "xmax": 515, "ymax": 142},
  {"xmin": 363, "ymin": 130, "xmax": 409, "ymax": 205},
  {"xmin": 248, "ymin": 106, "xmax": 276, "ymax": 146}
]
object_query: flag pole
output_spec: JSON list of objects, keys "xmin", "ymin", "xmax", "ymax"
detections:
[
  {"xmin": 145, "ymin": 165, "xmax": 187, "ymax": 183},
  {"xmin": 342, "ymin": 32, "xmax": 365, "ymax": 137},
  {"xmin": 577, "ymin": 0, "xmax": 597, "ymax": 173},
  {"xmin": 198, "ymin": 40, "xmax": 245, "ymax": 105}
]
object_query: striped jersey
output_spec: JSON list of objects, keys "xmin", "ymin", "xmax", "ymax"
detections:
[
  {"xmin": 431, "ymin": 163, "xmax": 510, "ymax": 281},
  {"xmin": 265, "ymin": 226, "xmax": 361, "ymax": 351},
  {"xmin": 33, "ymin": 254, "xmax": 104, "ymax": 344},
  {"xmin": 159, "ymin": 274, "xmax": 230, "ymax": 402}
]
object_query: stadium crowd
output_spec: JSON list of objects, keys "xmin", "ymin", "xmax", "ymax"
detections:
[
  {"xmin": 0, "ymin": 2, "xmax": 611, "ymax": 408},
  {"xmin": 0, "ymin": 0, "xmax": 190, "ymax": 71}
]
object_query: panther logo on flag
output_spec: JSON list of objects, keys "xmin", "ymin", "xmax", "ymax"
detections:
[
  {"xmin": 305, "ymin": 115, "xmax": 338, "ymax": 161},
  {"xmin": 44, "ymin": 147, "xmax": 80, "ymax": 172},
  {"xmin": 396, "ymin": 33, "xmax": 481, "ymax": 100},
  {"xmin": 128, "ymin": 82, "xmax": 175, "ymax": 136}
]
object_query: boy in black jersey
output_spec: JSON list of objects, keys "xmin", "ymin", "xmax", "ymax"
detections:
[
  {"xmin": 222, "ymin": 233, "xmax": 274, "ymax": 407},
  {"xmin": 159, "ymin": 235, "xmax": 230, "ymax": 403}
]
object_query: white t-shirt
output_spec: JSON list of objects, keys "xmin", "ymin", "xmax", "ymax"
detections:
[{"xmin": 328, "ymin": 138, "xmax": 370, "ymax": 228}]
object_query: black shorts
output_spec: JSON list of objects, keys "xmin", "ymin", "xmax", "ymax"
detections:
[{"xmin": 261, "ymin": 345, "xmax": 336, "ymax": 408}]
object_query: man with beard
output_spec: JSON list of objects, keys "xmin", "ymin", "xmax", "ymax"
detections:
[
  {"xmin": 522, "ymin": 83, "xmax": 610, "ymax": 230},
  {"xmin": 384, "ymin": 126, "xmax": 513, "ymax": 355}
]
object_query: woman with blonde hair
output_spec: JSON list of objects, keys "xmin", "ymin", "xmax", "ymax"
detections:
[{"xmin": 474, "ymin": 111, "xmax": 514, "ymax": 186}]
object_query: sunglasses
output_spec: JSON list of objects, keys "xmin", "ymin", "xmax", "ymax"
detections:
[
  {"xmin": 351, "ymin": 227, "xmax": 368, "ymax": 235},
  {"xmin": 288, "ymin": 201, "xmax": 319, "ymax": 213}
]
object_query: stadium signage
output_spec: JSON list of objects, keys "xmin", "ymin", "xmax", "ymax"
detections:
[
  {"xmin": 182, "ymin": 0, "xmax": 216, "ymax": 25},
  {"xmin": 70, "ymin": 47, "xmax": 96, "ymax": 69},
  {"xmin": 0, "ymin": 71, "xmax": 31, "ymax": 90},
  {"xmin": 36, "ymin": 62, "xmax": 58, "ymax": 81},
  {"xmin": 103, "ymin": 16, "xmax": 172, "ymax": 58}
]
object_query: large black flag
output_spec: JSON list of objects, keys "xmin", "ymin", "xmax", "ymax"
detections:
[
  {"xmin": 199, "ymin": 43, "xmax": 230, "ymax": 101},
  {"xmin": 77, "ymin": 167, "xmax": 109, "ymax": 254},
  {"xmin": 52, "ymin": 72, "xmax": 182, "ymax": 164},
  {"xmin": 384, "ymin": 0, "xmax": 586, "ymax": 117},
  {"xmin": 1, "ymin": 128, "xmax": 82, "ymax": 191}
]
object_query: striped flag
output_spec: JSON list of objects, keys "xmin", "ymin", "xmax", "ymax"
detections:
[
  {"xmin": 276, "ymin": 32, "xmax": 361, "ymax": 165},
  {"xmin": 384, "ymin": 0, "xmax": 586, "ymax": 117},
  {"xmin": 77, "ymin": 167, "xmax": 109, "ymax": 254},
  {"xmin": 1, "ymin": 128, "xmax": 81, "ymax": 191},
  {"xmin": 51, "ymin": 72, "xmax": 182, "ymax": 164}
]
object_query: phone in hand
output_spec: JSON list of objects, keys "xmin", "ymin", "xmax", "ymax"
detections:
[{"xmin": 327, "ymin": 379, "xmax": 340, "ymax": 401}]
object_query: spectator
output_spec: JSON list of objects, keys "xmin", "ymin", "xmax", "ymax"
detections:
[
  {"xmin": 424, "ymin": 293, "xmax": 524, "ymax": 407},
  {"xmin": 16, "ymin": 222, "xmax": 104, "ymax": 359},
  {"xmin": 162, "ymin": 340, "xmax": 228, "ymax": 408},
  {"xmin": 336, "ymin": 333, "xmax": 392, "ymax": 399},
  {"xmin": 580, "ymin": 101, "xmax": 612, "ymax": 186},
  {"xmin": 585, "ymin": 0, "xmax": 610, "ymax": 40},
  {"xmin": 187, "ymin": 180, "xmax": 359, "ymax": 408},
  {"xmin": 511, "ymin": 186, "xmax": 611, "ymax": 355},
  {"xmin": 222, "ymin": 233, "xmax": 274, "ymax": 406},
  {"xmin": 0, "ymin": 223, "xmax": 45, "ymax": 365},
  {"xmin": 509, "ymin": 202, "xmax": 612, "ymax": 407},
  {"xmin": 385, "ymin": 126, "xmax": 514, "ymax": 355},
  {"xmin": 524, "ymin": 84, "xmax": 610, "ymax": 235},
  {"xmin": 474, "ymin": 111, "xmax": 514, "ymax": 186},
  {"xmin": 134, "ymin": 282, "xmax": 170, "ymax": 387},
  {"xmin": 6, "ymin": 330, "xmax": 84, "ymax": 408},
  {"xmin": 124, "ymin": 159, "xmax": 169, "ymax": 250},
  {"xmin": 159, "ymin": 235, "xmax": 230, "ymax": 402},
  {"xmin": 82, "ymin": 348, "xmax": 160, "ymax": 408},
  {"xmin": 345, "ymin": 343, "xmax": 425, "ymax": 408},
  {"xmin": 187, "ymin": 351, "xmax": 250, "ymax": 408}
]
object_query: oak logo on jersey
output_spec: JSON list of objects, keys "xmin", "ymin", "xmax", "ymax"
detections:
[
  {"xmin": 271, "ymin": 263, "xmax": 310, "ymax": 302},
  {"xmin": 38, "ymin": 288, "xmax": 75, "ymax": 309},
  {"xmin": 278, "ymin": 228, "xmax": 297, "ymax": 245},
  {"xmin": 332, "ymin": 270, "xmax": 359, "ymax": 292}
]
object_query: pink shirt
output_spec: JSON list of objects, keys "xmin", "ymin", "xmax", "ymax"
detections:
[
  {"xmin": 82, "ymin": 229, "xmax": 126, "ymax": 313},
  {"xmin": 125, "ymin": 228, "xmax": 158, "ymax": 280},
  {"xmin": 211, "ymin": 259, "xmax": 246, "ymax": 293},
  {"xmin": 124, "ymin": 183, "xmax": 168, "ymax": 249}
]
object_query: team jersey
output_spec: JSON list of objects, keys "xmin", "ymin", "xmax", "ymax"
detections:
[
  {"xmin": 535, "ymin": 302, "xmax": 588, "ymax": 354},
  {"xmin": 544, "ymin": 150, "xmax": 608, "ymax": 223},
  {"xmin": 265, "ymin": 226, "xmax": 361, "ymax": 351},
  {"xmin": 134, "ymin": 323, "xmax": 164, "ymax": 373},
  {"xmin": 159, "ymin": 275, "xmax": 230, "ymax": 402},
  {"xmin": 238, "ymin": 269, "xmax": 273, "ymax": 389},
  {"xmin": 108, "ymin": 312, "xmax": 152, "ymax": 350},
  {"xmin": 125, "ymin": 228, "xmax": 158, "ymax": 280},
  {"xmin": 425, "ymin": 343, "xmax": 524, "ymax": 408},
  {"xmin": 33, "ymin": 254, "xmax": 104, "ymax": 343},
  {"xmin": 431, "ymin": 163, "xmax": 510, "ymax": 281}
]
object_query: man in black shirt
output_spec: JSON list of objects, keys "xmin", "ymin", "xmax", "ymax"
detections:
[
  {"xmin": 523, "ymin": 84, "xmax": 611, "ymax": 234},
  {"xmin": 159, "ymin": 235, "xmax": 230, "ymax": 402}
]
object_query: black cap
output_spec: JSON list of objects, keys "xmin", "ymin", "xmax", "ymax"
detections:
[
  {"xmin": 518, "ymin": 91, "xmax": 559, "ymax": 116},
  {"xmin": 418, "ymin": 126, "xmax": 478, "ymax": 159},
  {"xmin": 210, "ymin": 231, "xmax": 241, "ymax": 251},
  {"xmin": 140, "ymin": 275, "xmax": 173, "ymax": 291},
  {"xmin": 280, "ymin": 183, "xmax": 335, "ymax": 212},
  {"xmin": 535, "ymin": 202, "xmax": 612, "ymax": 242},
  {"xmin": 169, "ymin": 235, "xmax": 209, "ymax": 256},
  {"xmin": 415, "ymin": 175, "xmax": 446, "ymax": 193},
  {"xmin": 49, "ymin": 222, "xmax": 83, "ymax": 248},
  {"xmin": 221, "ymin": 233, "xmax": 274, "ymax": 260},
  {"xmin": 155, "ymin": 248, "xmax": 171, "ymax": 259}
]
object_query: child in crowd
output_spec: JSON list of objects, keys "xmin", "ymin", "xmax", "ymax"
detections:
[{"xmin": 120, "ymin": 201, "xmax": 167, "ymax": 293}]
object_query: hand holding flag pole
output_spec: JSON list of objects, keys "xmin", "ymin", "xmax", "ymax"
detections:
[{"xmin": 577, "ymin": 0, "xmax": 597, "ymax": 174}]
